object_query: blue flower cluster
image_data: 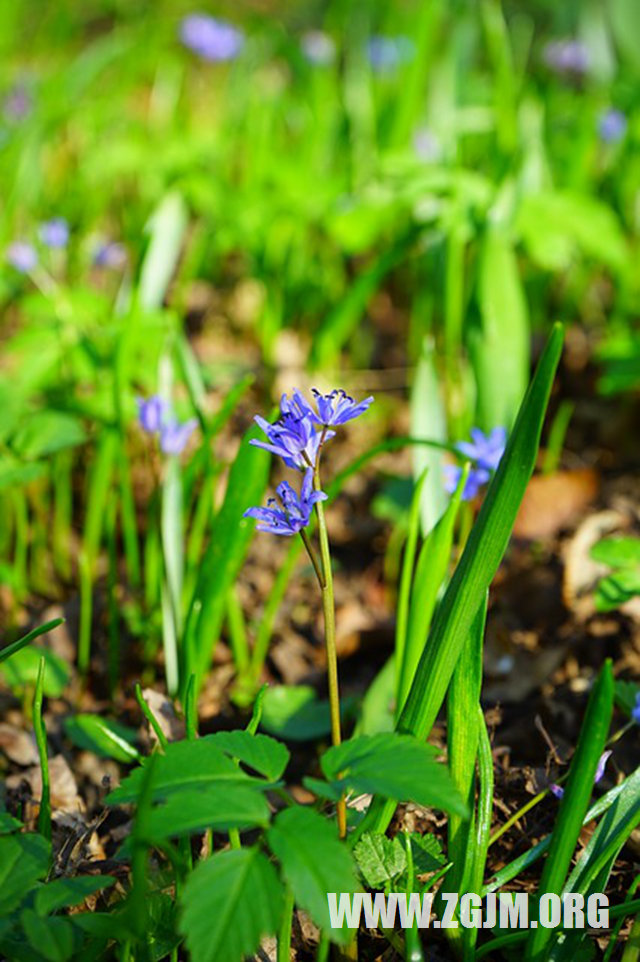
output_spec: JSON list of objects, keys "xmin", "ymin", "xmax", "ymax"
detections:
[
  {"xmin": 179, "ymin": 14, "xmax": 244, "ymax": 62},
  {"xmin": 6, "ymin": 216, "xmax": 70, "ymax": 273},
  {"xmin": 137, "ymin": 395, "xmax": 197, "ymax": 456},
  {"xmin": 444, "ymin": 426, "xmax": 507, "ymax": 501},
  {"xmin": 244, "ymin": 388, "xmax": 373, "ymax": 537}
]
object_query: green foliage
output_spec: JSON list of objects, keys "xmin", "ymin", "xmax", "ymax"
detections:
[
  {"xmin": 259, "ymin": 684, "xmax": 356, "ymax": 741},
  {"xmin": 267, "ymin": 807, "xmax": 358, "ymax": 944},
  {"xmin": 1, "ymin": 644, "xmax": 70, "ymax": 697},
  {"xmin": 63, "ymin": 714, "xmax": 141, "ymax": 763},
  {"xmin": 591, "ymin": 537, "xmax": 640, "ymax": 611},
  {"xmin": 179, "ymin": 847, "xmax": 283, "ymax": 962}
]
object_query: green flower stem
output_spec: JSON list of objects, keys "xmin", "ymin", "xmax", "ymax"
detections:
[
  {"xmin": 33, "ymin": 656, "xmax": 51, "ymax": 842},
  {"xmin": 312, "ymin": 466, "xmax": 347, "ymax": 840},
  {"xmin": 277, "ymin": 888, "xmax": 295, "ymax": 962}
]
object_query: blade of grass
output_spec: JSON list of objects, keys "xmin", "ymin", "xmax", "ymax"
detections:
[
  {"xmin": 0, "ymin": 617, "xmax": 64, "ymax": 664},
  {"xmin": 354, "ymin": 323, "xmax": 564, "ymax": 842},
  {"xmin": 525, "ymin": 660, "xmax": 614, "ymax": 962},
  {"xmin": 33, "ymin": 656, "xmax": 51, "ymax": 843}
]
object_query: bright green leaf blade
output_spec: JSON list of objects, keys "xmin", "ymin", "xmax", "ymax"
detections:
[
  {"xmin": 322, "ymin": 733, "xmax": 467, "ymax": 817},
  {"xmin": 260, "ymin": 684, "xmax": 356, "ymax": 742},
  {"xmin": 138, "ymin": 191, "xmax": 189, "ymax": 311},
  {"xmin": 34, "ymin": 876, "xmax": 115, "ymax": 917},
  {"xmin": 138, "ymin": 786, "xmax": 270, "ymax": 842},
  {"xmin": 267, "ymin": 807, "xmax": 358, "ymax": 945},
  {"xmin": 185, "ymin": 424, "xmax": 270, "ymax": 688},
  {"xmin": 106, "ymin": 736, "xmax": 264, "ymax": 805},
  {"xmin": 1, "ymin": 645, "xmax": 70, "ymax": 697},
  {"xmin": 209, "ymin": 731, "xmax": 290, "ymax": 781},
  {"xmin": 63, "ymin": 715, "xmax": 141, "ymax": 763},
  {"xmin": 526, "ymin": 660, "xmax": 613, "ymax": 962},
  {"xmin": 590, "ymin": 537, "xmax": 640, "ymax": 569},
  {"xmin": 0, "ymin": 618, "xmax": 64, "ymax": 664},
  {"xmin": 595, "ymin": 569, "xmax": 640, "ymax": 611},
  {"xmin": 179, "ymin": 847, "xmax": 283, "ymax": 962},
  {"xmin": 410, "ymin": 337, "xmax": 448, "ymax": 535},
  {"xmin": 358, "ymin": 323, "xmax": 563, "ymax": 839},
  {"xmin": 11, "ymin": 411, "xmax": 87, "ymax": 460}
]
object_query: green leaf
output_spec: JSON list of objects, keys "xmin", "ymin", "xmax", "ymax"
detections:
[
  {"xmin": 410, "ymin": 338, "xmax": 448, "ymax": 535},
  {"xmin": 209, "ymin": 731, "xmax": 290, "ymax": 781},
  {"xmin": 267, "ymin": 807, "xmax": 358, "ymax": 945},
  {"xmin": 106, "ymin": 734, "xmax": 267, "ymax": 805},
  {"xmin": 63, "ymin": 715, "xmax": 141, "ymax": 763},
  {"xmin": 595, "ymin": 569, "xmax": 640, "ymax": 612},
  {"xmin": 0, "ymin": 645, "xmax": 70, "ymax": 697},
  {"xmin": 11, "ymin": 412, "xmax": 87, "ymax": 460},
  {"xmin": 358, "ymin": 324, "xmax": 564, "ymax": 840},
  {"xmin": 179, "ymin": 847, "xmax": 283, "ymax": 962},
  {"xmin": 0, "ymin": 618, "xmax": 64, "ymax": 664},
  {"xmin": 354, "ymin": 832, "xmax": 406, "ymax": 888},
  {"xmin": 526, "ymin": 661, "xmax": 613, "ymax": 962},
  {"xmin": 0, "ymin": 457, "xmax": 48, "ymax": 491},
  {"xmin": 322, "ymin": 734, "xmax": 467, "ymax": 816},
  {"xmin": 590, "ymin": 537, "xmax": 640, "ymax": 569},
  {"xmin": 260, "ymin": 685, "xmax": 356, "ymax": 742},
  {"xmin": 141, "ymin": 785, "xmax": 271, "ymax": 841},
  {"xmin": 409, "ymin": 833, "xmax": 446, "ymax": 875},
  {"xmin": 614, "ymin": 680, "xmax": 639, "ymax": 717},
  {"xmin": 471, "ymin": 226, "xmax": 529, "ymax": 430},
  {"xmin": 21, "ymin": 910, "xmax": 81, "ymax": 962},
  {"xmin": 0, "ymin": 833, "xmax": 50, "ymax": 915},
  {"xmin": 138, "ymin": 191, "xmax": 189, "ymax": 311},
  {"xmin": 185, "ymin": 424, "xmax": 270, "ymax": 687},
  {"xmin": 34, "ymin": 876, "xmax": 115, "ymax": 917},
  {"xmin": 0, "ymin": 812, "xmax": 22, "ymax": 834}
]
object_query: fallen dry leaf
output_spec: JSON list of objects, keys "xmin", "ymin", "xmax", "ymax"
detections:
[
  {"xmin": 142, "ymin": 688, "xmax": 185, "ymax": 743},
  {"xmin": 7, "ymin": 754, "xmax": 84, "ymax": 813},
  {"xmin": 514, "ymin": 468, "xmax": 599, "ymax": 540},
  {"xmin": 0, "ymin": 723, "xmax": 39, "ymax": 766}
]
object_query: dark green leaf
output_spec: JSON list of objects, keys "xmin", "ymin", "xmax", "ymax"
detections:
[
  {"xmin": 354, "ymin": 832, "xmax": 406, "ymax": 888},
  {"xmin": 260, "ymin": 685, "xmax": 356, "ymax": 742},
  {"xmin": 11, "ymin": 412, "xmax": 87, "ymax": 460},
  {"xmin": 34, "ymin": 876, "xmax": 115, "ymax": 917},
  {"xmin": 21, "ymin": 910, "xmax": 81, "ymax": 962},
  {"xmin": 209, "ymin": 731, "xmax": 289, "ymax": 781},
  {"xmin": 63, "ymin": 715, "xmax": 140, "ymax": 763},
  {"xmin": 0, "ymin": 833, "xmax": 50, "ymax": 915}
]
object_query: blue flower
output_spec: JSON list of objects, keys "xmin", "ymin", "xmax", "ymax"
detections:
[
  {"xmin": 598, "ymin": 108, "xmax": 626, "ymax": 144},
  {"xmin": 632, "ymin": 692, "xmax": 640, "ymax": 725},
  {"xmin": 366, "ymin": 35, "xmax": 414, "ymax": 73},
  {"xmin": 457, "ymin": 426, "xmax": 507, "ymax": 472},
  {"xmin": 292, "ymin": 389, "xmax": 374, "ymax": 427},
  {"xmin": 3, "ymin": 84, "xmax": 32, "ymax": 122},
  {"xmin": 93, "ymin": 241, "xmax": 127, "ymax": 269},
  {"xmin": 6, "ymin": 241, "xmax": 37, "ymax": 273},
  {"xmin": 244, "ymin": 468, "xmax": 327, "ymax": 536},
  {"xmin": 444, "ymin": 426, "xmax": 507, "ymax": 501},
  {"xmin": 301, "ymin": 31, "xmax": 336, "ymax": 66},
  {"xmin": 180, "ymin": 13, "xmax": 244, "ymax": 62},
  {"xmin": 160, "ymin": 418, "xmax": 198, "ymax": 456},
  {"xmin": 39, "ymin": 217, "xmax": 69, "ymax": 249},
  {"xmin": 137, "ymin": 395, "xmax": 168, "ymax": 434},
  {"xmin": 543, "ymin": 39, "xmax": 589, "ymax": 75},
  {"xmin": 550, "ymin": 750, "xmax": 611, "ymax": 799},
  {"xmin": 251, "ymin": 411, "xmax": 332, "ymax": 470}
]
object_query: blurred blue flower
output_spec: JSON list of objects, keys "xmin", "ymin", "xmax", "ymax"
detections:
[
  {"xmin": 598, "ymin": 108, "xmax": 627, "ymax": 144},
  {"xmin": 137, "ymin": 395, "xmax": 168, "ymax": 434},
  {"xmin": 632, "ymin": 692, "xmax": 640, "ymax": 725},
  {"xmin": 550, "ymin": 750, "xmax": 611, "ymax": 799},
  {"xmin": 367, "ymin": 35, "xmax": 414, "ymax": 73},
  {"xmin": 39, "ymin": 217, "xmax": 69, "ymax": 248},
  {"xmin": 444, "ymin": 426, "xmax": 507, "ymax": 502},
  {"xmin": 160, "ymin": 417, "xmax": 198, "ymax": 455},
  {"xmin": 3, "ymin": 84, "xmax": 32, "ymax": 122},
  {"xmin": 301, "ymin": 31, "xmax": 336, "ymax": 66},
  {"xmin": 413, "ymin": 127, "xmax": 441, "ymax": 163},
  {"xmin": 6, "ymin": 240, "xmax": 37, "ymax": 273},
  {"xmin": 543, "ymin": 39, "xmax": 589, "ymax": 75},
  {"xmin": 244, "ymin": 468, "xmax": 327, "ymax": 536},
  {"xmin": 457, "ymin": 426, "xmax": 507, "ymax": 472},
  {"xmin": 93, "ymin": 241, "xmax": 127, "ymax": 269},
  {"xmin": 180, "ymin": 13, "xmax": 244, "ymax": 62}
]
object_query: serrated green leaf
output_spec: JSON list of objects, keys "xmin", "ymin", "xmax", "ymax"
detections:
[
  {"xmin": 141, "ymin": 785, "xmax": 271, "ymax": 841},
  {"xmin": 409, "ymin": 833, "xmax": 446, "ymax": 875},
  {"xmin": 267, "ymin": 807, "xmax": 358, "ymax": 945},
  {"xmin": 209, "ymin": 731, "xmax": 289, "ymax": 781},
  {"xmin": 64, "ymin": 715, "xmax": 140, "ymax": 763},
  {"xmin": 595, "ymin": 569, "xmax": 640, "ymax": 612},
  {"xmin": 322, "ymin": 734, "xmax": 466, "ymax": 816},
  {"xmin": 179, "ymin": 847, "xmax": 283, "ymax": 962},
  {"xmin": 354, "ymin": 832, "xmax": 406, "ymax": 888},
  {"xmin": 34, "ymin": 876, "xmax": 115, "ymax": 917},
  {"xmin": 106, "ymin": 735, "xmax": 267, "ymax": 805}
]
